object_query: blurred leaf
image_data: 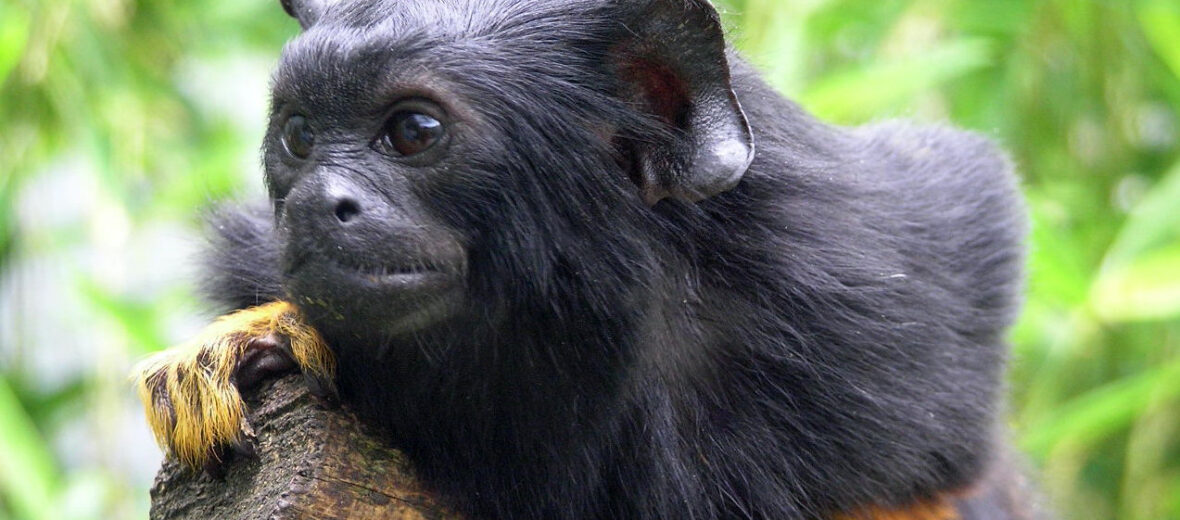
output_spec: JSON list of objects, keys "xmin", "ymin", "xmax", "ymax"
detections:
[
  {"xmin": 1021, "ymin": 357, "xmax": 1180, "ymax": 458},
  {"xmin": 61, "ymin": 470, "xmax": 118, "ymax": 520},
  {"xmin": 801, "ymin": 38, "xmax": 994, "ymax": 122},
  {"xmin": 77, "ymin": 277, "xmax": 170, "ymax": 355},
  {"xmin": 1026, "ymin": 199, "xmax": 1095, "ymax": 307},
  {"xmin": 1171, "ymin": 480, "xmax": 1180, "ymax": 517},
  {"xmin": 1138, "ymin": 0, "xmax": 1180, "ymax": 82},
  {"xmin": 950, "ymin": 0, "xmax": 1034, "ymax": 36},
  {"xmin": 1105, "ymin": 164, "xmax": 1180, "ymax": 260},
  {"xmin": 719, "ymin": 0, "xmax": 832, "ymax": 96},
  {"xmin": 22, "ymin": 379, "xmax": 91, "ymax": 427},
  {"xmin": 1090, "ymin": 160, "xmax": 1180, "ymax": 322},
  {"xmin": 1091, "ymin": 243, "xmax": 1180, "ymax": 322},
  {"xmin": 0, "ymin": 1, "xmax": 30, "ymax": 86},
  {"xmin": 0, "ymin": 377, "xmax": 58, "ymax": 520}
]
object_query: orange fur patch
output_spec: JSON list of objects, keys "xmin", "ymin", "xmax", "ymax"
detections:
[{"xmin": 834, "ymin": 498, "xmax": 958, "ymax": 520}]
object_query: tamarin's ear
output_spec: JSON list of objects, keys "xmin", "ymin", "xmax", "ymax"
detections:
[
  {"xmin": 610, "ymin": 0, "xmax": 755, "ymax": 205},
  {"xmin": 280, "ymin": 0, "xmax": 326, "ymax": 29}
]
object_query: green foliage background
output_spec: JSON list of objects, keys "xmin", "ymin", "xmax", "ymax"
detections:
[{"xmin": 2, "ymin": 0, "xmax": 1179, "ymax": 518}]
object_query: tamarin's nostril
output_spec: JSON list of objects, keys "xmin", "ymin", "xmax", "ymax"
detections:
[{"xmin": 334, "ymin": 198, "xmax": 362, "ymax": 223}]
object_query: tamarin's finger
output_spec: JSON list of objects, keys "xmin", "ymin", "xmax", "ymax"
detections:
[
  {"xmin": 303, "ymin": 370, "xmax": 339, "ymax": 407},
  {"xmin": 235, "ymin": 335, "xmax": 299, "ymax": 391}
]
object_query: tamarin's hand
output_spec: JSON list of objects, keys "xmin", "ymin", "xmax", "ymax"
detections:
[{"xmin": 133, "ymin": 301, "xmax": 335, "ymax": 473}]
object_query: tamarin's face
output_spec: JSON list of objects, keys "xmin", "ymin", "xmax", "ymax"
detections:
[
  {"xmin": 261, "ymin": 0, "xmax": 753, "ymax": 347},
  {"xmin": 263, "ymin": 29, "xmax": 472, "ymax": 336}
]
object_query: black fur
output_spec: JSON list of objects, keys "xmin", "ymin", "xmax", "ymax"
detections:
[
  {"xmin": 203, "ymin": 1, "xmax": 1029, "ymax": 518},
  {"xmin": 201, "ymin": 204, "xmax": 283, "ymax": 311}
]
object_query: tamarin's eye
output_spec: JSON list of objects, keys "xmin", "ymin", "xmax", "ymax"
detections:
[
  {"xmin": 281, "ymin": 115, "xmax": 315, "ymax": 159},
  {"xmin": 381, "ymin": 112, "xmax": 444, "ymax": 157}
]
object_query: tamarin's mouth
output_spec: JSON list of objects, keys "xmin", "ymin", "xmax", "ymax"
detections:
[
  {"xmin": 327, "ymin": 255, "xmax": 449, "ymax": 278},
  {"xmin": 283, "ymin": 242, "xmax": 465, "ymax": 282},
  {"xmin": 325, "ymin": 256, "xmax": 456, "ymax": 290},
  {"xmin": 282, "ymin": 252, "xmax": 465, "ymax": 338},
  {"xmin": 292, "ymin": 251, "xmax": 463, "ymax": 292}
]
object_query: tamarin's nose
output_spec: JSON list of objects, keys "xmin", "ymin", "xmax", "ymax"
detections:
[
  {"xmin": 285, "ymin": 174, "xmax": 390, "ymax": 242},
  {"xmin": 333, "ymin": 196, "xmax": 362, "ymax": 224}
]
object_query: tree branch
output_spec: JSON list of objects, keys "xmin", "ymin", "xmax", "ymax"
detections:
[{"xmin": 149, "ymin": 375, "xmax": 464, "ymax": 520}]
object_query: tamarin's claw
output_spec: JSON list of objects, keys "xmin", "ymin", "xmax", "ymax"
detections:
[{"xmin": 133, "ymin": 301, "xmax": 335, "ymax": 470}]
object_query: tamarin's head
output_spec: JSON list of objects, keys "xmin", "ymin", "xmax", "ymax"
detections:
[{"xmin": 264, "ymin": 0, "xmax": 753, "ymax": 344}]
